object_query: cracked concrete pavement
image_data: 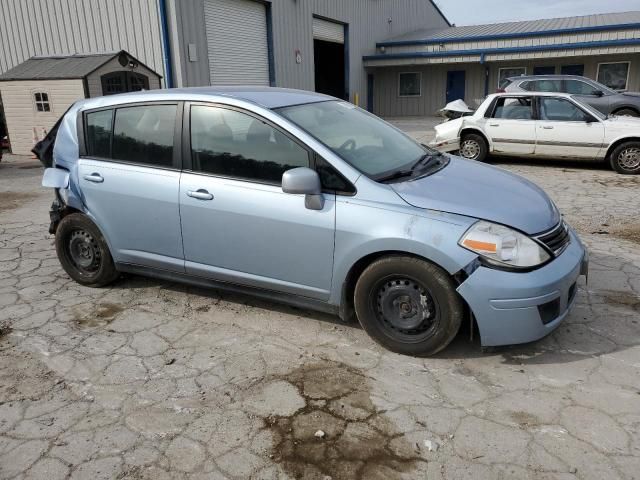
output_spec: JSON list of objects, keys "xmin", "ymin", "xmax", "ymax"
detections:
[{"xmin": 0, "ymin": 135, "xmax": 639, "ymax": 479}]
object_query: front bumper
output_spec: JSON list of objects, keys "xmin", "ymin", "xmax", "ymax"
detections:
[
  {"xmin": 457, "ymin": 230, "xmax": 588, "ymax": 347},
  {"xmin": 429, "ymin": 137, "xmax": 460, "ymax": 153}
]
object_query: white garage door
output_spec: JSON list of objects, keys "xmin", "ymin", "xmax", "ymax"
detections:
[
  {"xmin": 312, "ymin": 17, "xmax": 345, "ymax": 44},
  {"xmin": 204, "ymin": 0, "xmax": 270, "ymax": 85}
]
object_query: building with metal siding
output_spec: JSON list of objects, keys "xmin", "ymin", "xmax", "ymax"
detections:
[
  {"xmin": 166, "ymin": 0, "xmax": 450, "ymax": 105},
  {"xmin": 364, "ymin": 12, "xmax": 640, "ymax": 116},
  {"xmin": 0, "ymin": 0, "xmax": 166, "ymax": 82}
]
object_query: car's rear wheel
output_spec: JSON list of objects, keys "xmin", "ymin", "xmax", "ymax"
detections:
[
  {"xmin": 459, "ymin": 133, "xmax": 488, "ymax": 162},
  {"xmin": 612, "ymin": 108, "xmax": 639, "ymax": 117},
  {"xmin": 354, "ymin": 256, "xmax": 463, "ymax": 356},
  {"xmin": 609, "ymin": 141, "xmax": 640, "ymax": 174},
  {"xmin": 55, "ymin": 213, "xmax": 119, "ymax": 287}
]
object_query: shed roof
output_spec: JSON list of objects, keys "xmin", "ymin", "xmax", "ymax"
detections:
[
  {"xmin": 0, "ymin": 50, "xmax": 160, "ymax": 81},
  {"xmin": 379, "ymin": 11, "xmax": 640, "ymax": 46}
]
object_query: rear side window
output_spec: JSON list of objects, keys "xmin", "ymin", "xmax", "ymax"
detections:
[
  {"xmin": 190, "ymin": 105, "xmax": 309, "ymax": 184},
  {"xmin": 521, "ymin": 80, "xmax": 562, "ymax": 92},
  {"xmin": 492, "ymin": 97, "xmax": 533, "ymax": 120},
  {"xmin": 112, "ymin": 105, "xmax": 176, "ymax": 167},
  {"xmin": 86, "ymin": 109, "xmax": 113, "ymax": 158}
]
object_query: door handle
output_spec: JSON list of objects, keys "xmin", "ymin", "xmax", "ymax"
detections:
[
  {"xmin": 489, "ymin": 123, "xmax": 500, "ymax": 127},
  {"xmin": 83, "ymin": 173, "xmax": 104, "ymax": 183},
  {"xmin": 187, "ymin": 189, "xmax": 214, "ymax": 201},
  {"xmin": 541, "ymin": 126, "xmax": 554, "ymax": 129}
]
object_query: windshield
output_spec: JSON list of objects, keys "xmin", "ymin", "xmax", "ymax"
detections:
[{"xmin": 276, "ymin": 101, "xmax": 431, "ymax": 179}]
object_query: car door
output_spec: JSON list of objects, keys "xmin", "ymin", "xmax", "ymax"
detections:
[
  {"xmin": 564, "ymin": 79, "xmax": 611, "ymax": 115},
  {"xmin": 535, "ymin": 96, "xmax": 605, "ymax": 159},
  {"xmin": 179, "ymin": 103, "xmax": 336, "ymax": 300},
  {"xmin": 77, "ymin": 103, "xmax": 184, "ymax": 271},
  {"xmin": 486, "ymin": 96, "xmax": 536, "ymax": 155}
]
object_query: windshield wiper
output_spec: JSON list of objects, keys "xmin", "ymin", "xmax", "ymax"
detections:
[{"xmin": 375, "ymin": 169, "xmax": 415, "ymax": 183}]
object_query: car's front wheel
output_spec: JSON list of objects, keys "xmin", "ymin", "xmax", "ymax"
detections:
[
  {"xmin": 459, "ymin": 133, "xmax": 488, "ymax": 162},
  {"xmin": 354, "ymin": 256, "xmax": 464, "ymax": 356},
  {"xmin": 609, "ymin": 141, "xmax": 640, "ymax": 174},
  {"xmin": 612, "ymin": 108, "xmax": 639, "ymax": 117},
  {"xmin": 55, "ymin": 213, "xmax": 119, "ymax": 287}
]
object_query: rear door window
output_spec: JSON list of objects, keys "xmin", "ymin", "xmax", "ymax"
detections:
[
  {"xmin": 112, "ymin": 105, "xmax": 177, "ymax": 167},
  {"xmin": 491, "ymin": 97, "xmax": 533, "ymax": 120}
]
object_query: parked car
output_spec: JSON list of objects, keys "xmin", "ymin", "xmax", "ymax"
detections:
[
  {"xmin": 501, "ymin": 74, "xmax": 640, "ymax": 117},
  {"xmin": 431, "ymin": 92, "xmax": 640, "ymax": 174},
  {"xmin": 38, "ymin": 87, "xmax": 588, "ymax": 356}
]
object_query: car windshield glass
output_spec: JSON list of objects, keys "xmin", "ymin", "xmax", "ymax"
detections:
[{"xmin": 276, "ymin": 101, "xmax": 432, "ymax": 179}]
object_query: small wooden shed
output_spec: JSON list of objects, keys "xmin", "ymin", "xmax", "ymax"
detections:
[{"xmin": 0, "ymin": 50, "xmax": 162, "ymax": 155}]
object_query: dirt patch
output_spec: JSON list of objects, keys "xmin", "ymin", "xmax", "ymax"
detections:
[
  {"xmin": 610, "ymin": 224, "xmax": 640, "ymax": 245},
  {"xmin": 510, "ymin": 411, "xmax": 540, "ymax": 427},
  {"xmin": 599, "ymin": 290, "xmax": 640, "ymax": 312},
  {"xmin": 582, "ymin": 177, "xmax": 640, "ymax": 189},
  {"xmin": 267, "ymin": 360, "xmax": 425, "ymax": 480},
  {"xmin": 0, "ymin": 321, "xmax": 12, "ymax": 339},
  {"xmin": 0, "ymin": 192, "xmax": 41, "ymax": 213},
  {"xmin": 74, "ymin": 303, "xmax": 125, "ymax": 327},
  {"xmin": 195, "ymin": 305, "xmax": 210, "ymax": 313}
]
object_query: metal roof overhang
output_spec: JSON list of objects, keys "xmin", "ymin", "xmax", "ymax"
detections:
[{"xmin": 363, "ymin": 38, "xmax": 640, "ymax": 67}]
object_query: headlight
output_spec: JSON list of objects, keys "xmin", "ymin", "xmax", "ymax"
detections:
[{"xmin": 459, "ymin": 220, "xmax": 550, "ymax": 269}]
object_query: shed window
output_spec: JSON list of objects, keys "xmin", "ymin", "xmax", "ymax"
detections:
[
  {"xmin": 597, "ymin": 62, "xmax": 630, "ymax": 91},
  {"xmin": 398, "ymin": 73, "xmax": 421, "ymax": 97},
  {"xmin": 34, "ymin": 92, "xmax": 51, "ymax": 112}
]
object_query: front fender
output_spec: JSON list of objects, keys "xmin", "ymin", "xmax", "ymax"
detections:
[{"xmin": 329, "ymin": 200, "xmax": 478, "ymax": 305}]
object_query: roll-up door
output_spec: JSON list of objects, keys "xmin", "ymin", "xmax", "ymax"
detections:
[
  {"xmin": 204, "ymin": 0, "xmax": 270, "ymax": 85},
  {"xmin": 312, "ymin": 17, "xmax": 345, "ymax": 44}
]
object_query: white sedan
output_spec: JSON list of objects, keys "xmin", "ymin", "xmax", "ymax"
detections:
[{"xmin": 430, "ymin": 92, "xmax": 640, "ymax": 174}]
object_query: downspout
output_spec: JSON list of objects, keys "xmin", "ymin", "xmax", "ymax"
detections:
[
  {"xmin": 480, "ymin": 52, "xmax": 489, "ymax": 96},
  {"xmin": 158, "ymin": 0, "xmax": 174, "ymax": 88}
]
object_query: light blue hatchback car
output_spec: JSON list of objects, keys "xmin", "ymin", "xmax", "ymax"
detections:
[{"xmin": 38, "ymin": 87, "xmax": 588, "ymax": 356}]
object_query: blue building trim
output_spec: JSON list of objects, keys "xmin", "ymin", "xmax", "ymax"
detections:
[
  {"xmin": 364, "ymin": 38, "xmax": 640, "ymax": 62},
  {"xmin": 265, "ymin": 3, "xmax": 276, "ymax": 86},
  {"xmin": 157, "ymin": 0, "xmax": 173, "ymax": 88},
  {"xmin": 377, "ymin": 22, "xmax": 640, "ymax": 48}
]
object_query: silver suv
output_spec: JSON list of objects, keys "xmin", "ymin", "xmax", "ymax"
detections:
[
  {"xmin": 38, "ymin": 87, "xmax": 587, "ymax": 356},
  {"xmin": 502, "ymin": 75, "xmax": 640, "ymax": 117}
]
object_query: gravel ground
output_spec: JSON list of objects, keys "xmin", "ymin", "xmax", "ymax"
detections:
[{"xmin": 0, "ymin": 138, "xmax": 639, "ymax": 480}]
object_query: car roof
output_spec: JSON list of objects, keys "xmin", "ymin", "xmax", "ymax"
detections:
[
  {"xmin": 75, "ymin": 86, "xmax": 334, "ymax": 111},
  {"xmin": 506, "ymin": 75, "xmax": 591, "ymax": 82},
  {"xmin": 488, "ymin": 91, "xmax": 575, "ymax": 98}
]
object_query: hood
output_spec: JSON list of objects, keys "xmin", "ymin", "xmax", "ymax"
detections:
[
  {"xmin": 605, "ymin": 115, "xmax": 640, "ymax": 127},
  {"xmin": 390, "ymin": 157, "xmax": 560, "ymax": 235},
  {"xmin": 622, "ymin": 91, "xmax": 640, "ymax": 98}
]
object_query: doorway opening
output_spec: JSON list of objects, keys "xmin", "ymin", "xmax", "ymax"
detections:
[
  {"xmin": 446, "ymin": 70, "xmax": 466, "ymax": 103},
  {"xmin": 314, "ymin": 39, "xmax": 346, "ymax": 99}
]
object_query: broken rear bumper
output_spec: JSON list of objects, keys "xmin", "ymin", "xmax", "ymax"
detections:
[
  {"xmin": 456, "ymin": 229, "xmax": 588, "ymax": 347},
  {"xmin": 429, "ymin": 137, "xmax": 460, "ymax": 153}
]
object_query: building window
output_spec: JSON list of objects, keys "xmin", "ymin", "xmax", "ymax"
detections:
[
  {"xmin": 597, "ymin": 62, "xmax": 630, "ymax": 91},
  {"xmin": 498, "ymin": 67, "xmax": 526, "ymax": 88},
  {"xmin": 560, "ymin": 64, "xmax": 584, "ymax": 76},
  {"xmin": 34, "ymin": 92, "xmax": 51, "ymax": 112},
  {"xmin": 398, "ymin": 72, "xmax": 421, "ymax": 97}
]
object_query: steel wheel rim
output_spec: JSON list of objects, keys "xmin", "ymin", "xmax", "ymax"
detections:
[
  {"xmin": 460, "ymin": 139, "xmax": 480, "ymax": 160},
  {"xmin": 618, "ymin": 147, "xmax": 640, "ymax": 171},
  {"xmin": 68, "ymin": 229, "xmax": 101, "ymax": 273},
  {"xmin": 371, "ymin": 276, "xmax": 439, "ymax": 342}
]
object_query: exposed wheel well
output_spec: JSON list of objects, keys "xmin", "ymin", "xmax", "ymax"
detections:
[
  {"xmin": 606, "ymin": 137, "xmax": 640, "ymax": 161},
  {"xmin": 339, "ymin": 251, "xmax": 468, "ymax": 323},
  {"xmin": 459, "ymin": 128, "xmax": 489, "ymax": 147},
  {"xmin": 611, "ymin": 107, "xmax": 640, "ymax": 116}
]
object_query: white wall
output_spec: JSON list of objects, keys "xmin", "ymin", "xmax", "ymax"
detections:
[{"xmin": 0, "ymin": 79, "xmax": 85, "ymax": 155}]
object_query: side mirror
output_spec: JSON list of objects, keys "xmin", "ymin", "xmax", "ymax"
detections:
[
  {"xmin": 593, "ymin": 90, "xmax": 604, "ymax": 97},
  {"xmin": 282, "ymin": 167, "xmax": 324, "ymax": 210}
]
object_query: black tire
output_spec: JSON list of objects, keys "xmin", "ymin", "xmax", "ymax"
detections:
[
  {"xmin": 609, "ymin": 141, "xmax": 640, "ymax": 174},
  {"xmin": 354, "ymin": 256, "xmax": 464, "ymax": 356},
  {"xmin": 612, "ymin": 108, "xmax": 639, "ymax": 118},
  {"xmin": 459, "ymin": 133, "xmax": 488, "ymax": 162},
  {"xmin": 55, "ymin": 213, "xmax": 119, "ymax": 287}
]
